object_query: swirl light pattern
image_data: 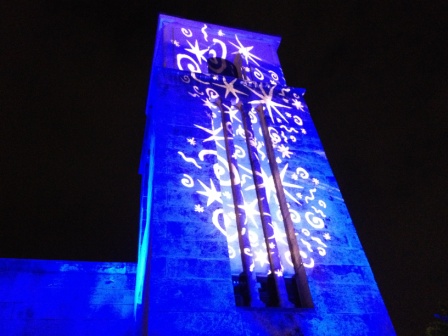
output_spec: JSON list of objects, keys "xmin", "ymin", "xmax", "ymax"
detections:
[
  {"xmin": 163, "ymin": 23, "xmax": 335, "ymax": 273},
  {"xmin": 135, "ymin": 15, "xmax": 396, "ymax": 332},
  {"xmin": 170, "ymin": 23, "xmax": 285, "ymax": 85},
  {"xmin": 172, "ymin": 84, "xmax": 331, "ymax": 272}
]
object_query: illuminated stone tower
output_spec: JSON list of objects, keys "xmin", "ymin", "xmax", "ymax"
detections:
[{"xmin": 136, "ymin": 15, "xmax": 395, "ymax": 335}]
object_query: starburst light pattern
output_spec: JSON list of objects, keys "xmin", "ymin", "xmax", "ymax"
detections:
[
  {"xmin": 197, "ymin": 179, "xmax": 222, "ymax": 206},
  {"xmin": 277, "ymin": 144, "xmax": 293, "ymax": 158},
  {"xmin": 247, "ymin": 85, "xmax": 291, "ymax": 123},
  {"xmin": 213, "ymin": 77, "xmax": 247, "ymax": 99},
  {"xmin": 229, "ymin": 35, "xmax": 262, "ymax": 66},
  {"xmin": 195, "ymin": 204, "xmax": 204, "ymax": 213},
  {"xmin": 170, "ymin": 22, "xmax": 333, "ymax": 273},
  {"xmin": 185, "ymin": 39, "xmax": 209, "ymax": 64},
  {"xmin": 292, "ymin": 99, "xmax": 304, "ymax": 111}
]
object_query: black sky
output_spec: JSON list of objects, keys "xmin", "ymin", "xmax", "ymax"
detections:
[{"xmin": 1, "ymin": 1, "xmax": 447, "ymax": 335}]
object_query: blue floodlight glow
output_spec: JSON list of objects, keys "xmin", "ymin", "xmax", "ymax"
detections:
[
  {"xmin": 134, "ymin": 15, "xmax": 395, "ymax": 335},
  {"xmin": 0, "ymin": 14, "xmax": 395, "ymax": 336}
]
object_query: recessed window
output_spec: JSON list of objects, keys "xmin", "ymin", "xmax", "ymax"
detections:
[
  {"xmin": 207, "ymin": 57, "xmax": 240, "ymax": 78},
  {"xmin": 210, "ymin": 97, "xmax": 313, "ymax": 308}
]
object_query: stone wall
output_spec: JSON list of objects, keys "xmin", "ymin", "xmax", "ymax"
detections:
[
  {"xmin": 139, "ymin": 65, "xmax": 395, "ymax": 335},
  {"xmin": 0, "ymin": 258, "xmax": 136, "ymax": 335}
]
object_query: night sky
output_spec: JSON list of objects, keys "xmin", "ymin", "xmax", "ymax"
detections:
[{"xmin": 1, "ymin": 1, "xmax": 447, "ymax": 335}]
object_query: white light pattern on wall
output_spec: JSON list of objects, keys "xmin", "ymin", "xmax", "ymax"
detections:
[{"xmin": 171, "ymin": 23, "xmax": 333, "ymax": 273}]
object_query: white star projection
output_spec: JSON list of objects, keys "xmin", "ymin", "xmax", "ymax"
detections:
[
  {"xmin": 243, "ymin": 166, "xmax": 277, "ymax": 203},
  {"xmin": 228, "ymin": 198, "xmax": 261, "ymax": 227},
  {"xmin": 194, "ymin": 124, "xmax": 226, "ymax": 150},
  {"xmin": 213, "ymin": 77, "xmax": 248, "ymax": 99},
  {"xmin": 174, "ymin": 25, "xmax": 279, "ymax": 81},
  {"xmin": 254, "ymin": 249, "xmax": 269, "ymax": 267},
  {"xmin": 223, "ymin": 105, "xmax": 242, "ymax": 124},
  {"xmin": 292, "ymin": 99, "xmax": 304, "ymax": 111},
  {"xmin": 247, "ymin": 85, "xmax": 291, "ymax": 123},
  {"xmin": 172, "ymin": 23, "xmax": 333, "ymax": 272},
  {"xmin": 197, "ymin": 179, "xmax": 222, "ymax": 206},
  {"xmin": 185, "ymin": 40, "xmax": 209, "ymax": 64},
  {"xmin": 229, "ymin": 35, "xmax": 262, "ymax": 66},
  {"xmin": 194, "ymin": 204, "xmax": 204, "ymax": 213},
  {"xmin": 277, "ymin": 144, "xmax": 293, "ymax": 158}
]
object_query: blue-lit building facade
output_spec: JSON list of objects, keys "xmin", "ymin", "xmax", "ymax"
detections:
[
  {"xmin": 0, "ymin": 15, "xmax": 395, "ymax": 335},
  {"xmin": 136, "ymin": 15, "xmax": 395, "ymax": 335}
]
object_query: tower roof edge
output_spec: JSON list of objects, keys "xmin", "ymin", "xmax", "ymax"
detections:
[{"xmin": 157, "ymin": 14, "xmax": 282, "ymax": 50}]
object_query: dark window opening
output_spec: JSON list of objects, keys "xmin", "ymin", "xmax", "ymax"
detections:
[
  {"xmin": 212, "ymin": 96, "xmax": 314, "ymax": 309},
  {"xmin": 207, "ymin": 57, "xmax": 240, "ymax": 78},
  {"xmin": 232, "ymin": 274, "xmax": 302, "ymax": 308}
]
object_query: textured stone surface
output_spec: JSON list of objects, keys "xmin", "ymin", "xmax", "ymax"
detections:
[
  {"xmin": 137, "ymin": 15, "xmax": 395, "ymax": 335},
  {"xmin": 0, "ymin": 259, "xmax": 136, "ymax": 336}
]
